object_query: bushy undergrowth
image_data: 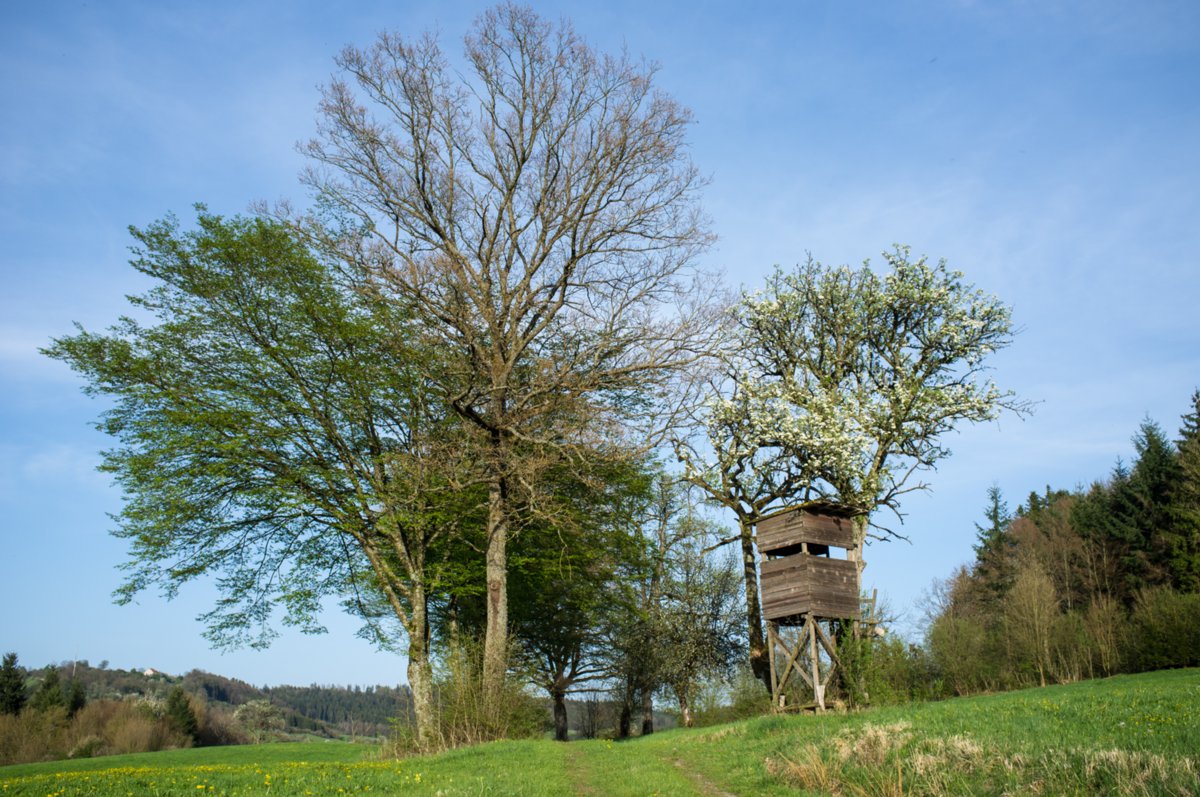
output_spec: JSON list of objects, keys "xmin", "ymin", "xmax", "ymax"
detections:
[
  {"xmin": 1125, "ymin": 588, "xmax": 1200, "ymax": 672},
  {"xmin": 927, "ymin": 584, "xmax": 1200, "ymax": 697},
  {"xmin": 0, "ymin": 694, "xmax": 243, "ymax": 766},
  {"xmin": 383, "ymin": 640, "xmax": 545, "ymax": 756}
]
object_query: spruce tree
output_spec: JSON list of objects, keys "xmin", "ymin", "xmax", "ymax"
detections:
[
  {"xmin": 972, "ymin": 485, "xmax": 1015, "ymax": 606},
  {"xmin": 1130, "ymin": 420, "xmax": 1184, "ymax": 586},
  {"xmin": 29, "ymin": 668, "xmax": 65, "ymax": 712},
  {"xmin": 66, "ymin": 678, "xmax": 87, "ymax": 718},
  {"xmin": 165, "ymin": 685, "xmax": 199, "ymax": 742},
  {"xmin": 1170, "ymin": 390, "xmax": 1200, "ymax": 592},
  {"xmin": 0, "ymin": 652, "xmax": 26, "ymax": 715}
]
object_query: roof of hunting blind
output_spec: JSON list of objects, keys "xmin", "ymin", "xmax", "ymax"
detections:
[{"xmin": 756, "ymin": 504, "xmax": 860, "ymax": 554}]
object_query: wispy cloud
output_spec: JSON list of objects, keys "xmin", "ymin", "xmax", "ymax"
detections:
[{"xmin": 0, "ymin": 443, "xmax": 110, "ymax": 502}]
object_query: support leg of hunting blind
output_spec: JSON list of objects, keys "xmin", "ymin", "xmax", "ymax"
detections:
[
  {"xmin": 769, "ymin": 613, "xmax": 843, "ymax": 712},
  {"xmin": 767, "ymin": 620, "xmax": 780, "ymax": 707},
  {"xmin": 809, "ymin": 615, "xmax": 823, "ymax": 710}
]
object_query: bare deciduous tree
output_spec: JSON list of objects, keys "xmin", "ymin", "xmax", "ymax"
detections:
[
  {"xmin": 1004, "ymin": 558, "xmax": 1059, "ymax": 687},
  {"xmin": 298, "ymin": 4, "xmax": 719, "ymax": 703}
]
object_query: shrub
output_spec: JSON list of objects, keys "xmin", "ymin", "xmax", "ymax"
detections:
[
  {"xmin": 927, "ymin": 614, "xmax": 992, "ymax": 695},
  {"xmin": 107, "ymin": 708, "xmax": 184, "ymax": 755},
  {"xmin": 384, "ymin": 638, "xmax": 544, "ymax": 755},
  {"xmin": 840, "ymin": 634, "xmax": 941, "ymax": 706},
  {"xmin": 1124, "ymin": 587, "xmax": 1200, "ymax": 671},
  {"xmin": 0, "ymin": 699, "xmax": 193, "ymax": 765},
  {"xmin": 722, "ymin": 666, "xmax": 773, "ymax": 721},
  {"xmin": 1082, "ymin": 595, "xmax": 1125, "ymax": 676},
  {"xmin": 1049, "ymin": 611, "xmax": 1091, "ymax": 683},
  {"xmin": 0, "ymin": 706, "xmax": 69, "ymax": 765},
  {"xmin": 432, "ymin": 639, "xmax": 544, "ymax": 749},
  {"xmin": 234, "ymin": 700, "xmax": 284, "ymax": 743},
  {"xmin": 191, "ymin": 693, "xmax": 245, "ymax": 746}
]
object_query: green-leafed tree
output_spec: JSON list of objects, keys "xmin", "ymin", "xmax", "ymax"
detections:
[
  {"xmin": 509, "ymin": 458, "xmax": 652, "ymax": 742},
  {"xmin": 45, "ymin": 210, "xmax": 475, "ymax": 746},
  {"xmin": 604, "ymin": 475, "xmax": 740, "ymax": 733},
  {"xmin": 678, "ymin": 249, "xmax": 1028, "ymax": 686},
  {"xmin": 0, "ymin": 653, "xmax": 26, "ymax": 716},
  {"xmin": 654, "ymin": 536, "xmax": 742, "ymax": 728}
]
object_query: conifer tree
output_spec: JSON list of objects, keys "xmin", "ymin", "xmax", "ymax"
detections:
[
  {"xmin": 1169, "ymin": 390, "xmax": 1200, "ymax": 591},
  {"xmin": 29, "ymin": 668, "xmax": 65, "ymax": 712},
  {"xmin": 0, "ymin": 652, "xmax": 26, "ymax": 716},
  {"xmin": 166, "ymin": 685, "xmax": 199, "ymax": 742},
  {"xmin": 66, "ymin": 678, "xmax": 86, "ymax": 718},
  {"xmin": 1129, "ymin": 420, "xmax": 1184, "ymax": 586},
  {"xmin": 971, "ymin": 486, "xmax": 1015, "ymax": 607}
]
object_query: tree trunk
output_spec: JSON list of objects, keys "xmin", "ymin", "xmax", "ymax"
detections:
[
  {"xmin": 617, "ymin": 678, "xmax": 632, "ymax": 739},
  {"xmin": 640, "ymin": 689, "xmax": 654, "ymax": 735},
  {"xmin": 551, "ymin": 687, "xmax": 569, "ymax": 742},
  {"xmin": 676, "ymin": 688, "xmax": 693, "ymax": 728},
  {"xmin": 850, "ymin": 516, "xmax": 869, "ymax": 580},
  {"xmin": 740, "ymin": 519, "xmax": 771, "ymax": 690},
  {"xmin": 407, "ymin": 584, "xmax": 437, "ymax": 748},
  {"xmin": 482, "ymin": 463, "xmax": 509, "ymax": 708}
]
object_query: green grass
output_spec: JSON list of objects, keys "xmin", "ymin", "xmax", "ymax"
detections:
[{"xmin": 2, "ymin": 669, "xmax": 1197, "ymax": 796}]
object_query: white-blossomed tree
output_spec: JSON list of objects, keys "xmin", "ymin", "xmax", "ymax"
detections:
[{"xmin": 676, "ymin": 247, "xmax": 1030, "ymax": 686}]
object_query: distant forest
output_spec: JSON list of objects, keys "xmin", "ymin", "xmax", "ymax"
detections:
[
  {"xmin": 0, "ymin": 652, "xmax": 667, "ymax": 748},
  {"xmin": 4, "ymin": 660, "xmax": 410, "ymax": 739},
  {"xmin": 920, "ymin": 389, "xmax": 1200, "ymax": 694}
]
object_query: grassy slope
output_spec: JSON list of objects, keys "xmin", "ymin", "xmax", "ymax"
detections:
[{"xmin": 1, "ymin": 669, "xmax": 1196, "ymax": 796}]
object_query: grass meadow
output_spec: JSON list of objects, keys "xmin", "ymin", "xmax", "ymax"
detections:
[{"xmin": 1, "ymin": 668, "xmax": 1196, "ymax": 796}]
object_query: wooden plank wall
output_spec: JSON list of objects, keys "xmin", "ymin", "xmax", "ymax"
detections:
[
  {"xmin": 757, "ymin": 509, "xmax": 855, "ymax": 553},
  {"xmin": 761, "ymin": 557, "xmax": 859, "ymax": 621}
]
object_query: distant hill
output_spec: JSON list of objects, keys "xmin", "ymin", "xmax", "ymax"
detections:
[
  {"xmin": 30, "ymin": 660, "xmax": 672, "ymax": 739},
  {"xmin": 34, "ymin": 660, "xmax": 413, "ymax": 739}
]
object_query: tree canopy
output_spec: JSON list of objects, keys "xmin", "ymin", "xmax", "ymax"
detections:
[
  {"xmin": 45, "ymin": 210, "xmax": 473, "ymax": 744},
  {"xmin": 677, "ymin": 248, "xmax": 1028, "ymax": 685},
  {"xmin": 296, "ymin": 3, "xmax": 722, "ymax": 698}
]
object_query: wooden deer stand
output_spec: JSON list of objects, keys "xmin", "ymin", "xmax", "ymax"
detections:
[{"xmin": 758, "ymin": 504, "xmax": 864, "ymax": 712}]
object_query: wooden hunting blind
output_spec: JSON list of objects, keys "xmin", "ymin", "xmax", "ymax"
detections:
[
  {"xmin": 758, "ymin": 508, "xmax": 859, "ymax": 621},
  {"xmin": 757, "ymin": 504, "xmax": 871, "ymax": 712}
]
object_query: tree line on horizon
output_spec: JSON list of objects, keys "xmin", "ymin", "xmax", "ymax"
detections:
[
  {"xmin": 1, "ymin": 655, "xmax": 444, "ymax": 763},
  {"xmin": 43, "ymin": 4, "xmax": 1028, "ymax": 750},
  {"xmin": 920, "ymin": 391, "xmax": 1200, "ymax": 693}
]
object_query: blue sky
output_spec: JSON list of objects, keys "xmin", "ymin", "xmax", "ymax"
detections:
[{"xmin": 2, "ymin": 0, "xmax": 1198, "ymax": 687}]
